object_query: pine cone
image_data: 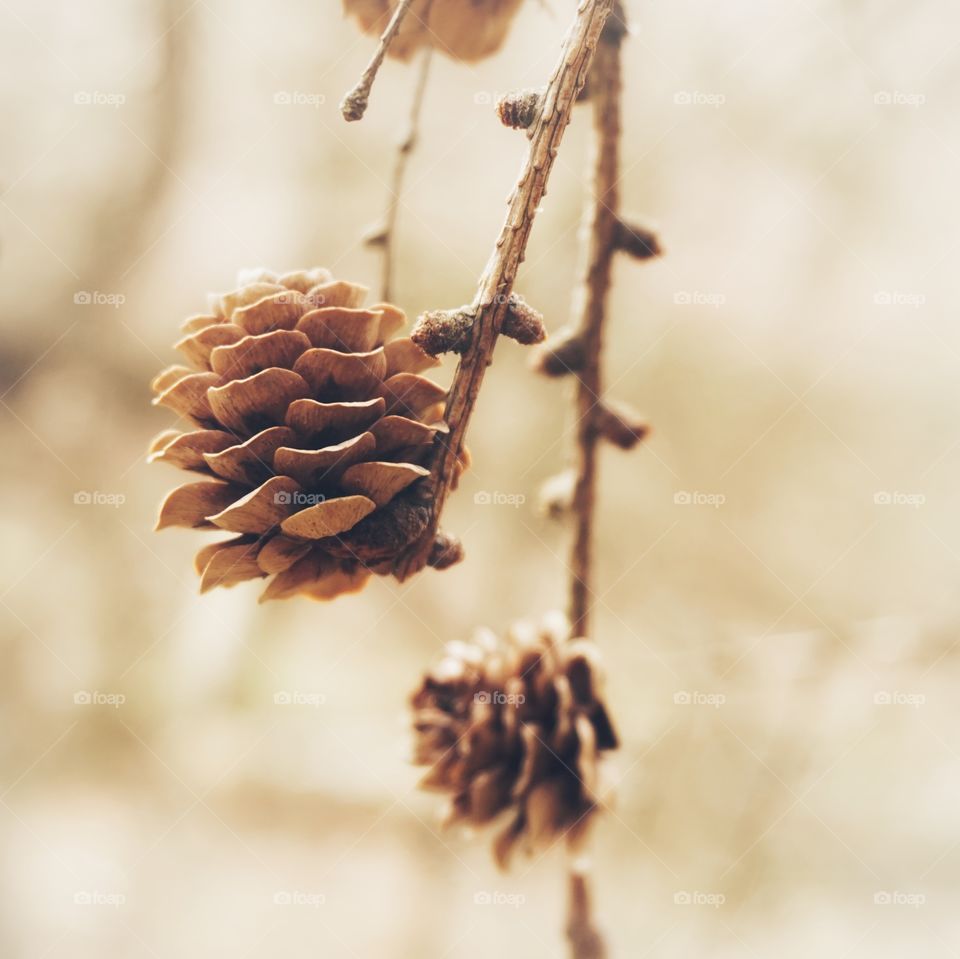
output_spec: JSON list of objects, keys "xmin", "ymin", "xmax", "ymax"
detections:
[
  {"xmin": 149, "ymin": 267, "xmax": 456, "ymax": 602},
  {"xmin": 343, "ymin": 0, "xmax": 525, "ymax": 63},
  {"xmin": 410, "ymin": 614, "xmax": 618, "ymax": 868}
]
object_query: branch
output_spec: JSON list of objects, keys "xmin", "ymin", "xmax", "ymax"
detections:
[
  {"xmin": 394, "ymin": 0, "xmax": 616, "ymax": 580},
  {"xmin": 340, "ymin": 0, "xmax": 417, "ymax": 122},
  {"xmin": 369, "ymin": 46, "xmax": 433, "ymax": 301},
  {"xmin": 567, "ymin": 5, "xmax": 625, "ymax": 638},
  {"xmin": 566, "ymin": 867, "xmax": 607, "ymax": 959}
]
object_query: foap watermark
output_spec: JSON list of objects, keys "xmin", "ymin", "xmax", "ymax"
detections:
[
  {"xmin": 873, "ymin": 491, "xmax": 925, "ymax": 509},
  {"xmin": 674, "ymin": 490, "xmax": 725, "ymax": 508},
  {"xmin": 874, "ymin": 91, "xmax": 925, "ymax": 108},
  {"xmin": 273, "ymin": 90, "xmax": 326, "ymax": 108},
  {"xmin": 74, "ymin": 490, "xmax": 126, "ymax": 508},
  {"xmin": 74, "ymin": 290, "xmax": 125, "ymax": 308},
  {"xmin": 873, "ymin": 291, "xmax": 925, "ymax": 308},
  {"xmin": 874, "ymin": 690, "xmax": 925, "ymax": 709},
  {"xmin": 674, "ymin": 890, "xmax": 725, "ymax": 908},
  {"xmin": 74, "ymin": 690, "xmax": 126, "ymax": 708},
  {"xmin": 674, "ymin": 690, "xmax": 726, "ymax": 708},
  {"xmin": 273, "ymin": 890, "xmax": 325, "ymax": 907},
  {"xmin": 474, "ymin": 890, "xmax": 526, "ymax": 908},
  {"xmin": 475, "ymin": 690, "xmax": 525, "ymax": 707},
  {"xmin": 674, "ymin": 290, "xmax": 726, "ymax": 308},
  {"xmin": 74, "ymin": 91, "xmax": 126, "ymax": 108},
  {"xmin": 274, "ymin": 490, "xmax": 325, "ymax": 506},
  {"xmin": 74, "ymin": 890, "xmax": 125, "ymax": 907},
  {"xmin": 474, "ymin": 490, "xmax": 526, "ymax": 508},
  {"xmin": 673, "ymin": 90, "xmax": 726, "ymax": 108},
  {"xmin": 274, "ymin": 690, "xmax": 325, "ymax": 708},
  {"xmin": 874, "ymin": 890, "xmax": 925, "ymax": 908}
]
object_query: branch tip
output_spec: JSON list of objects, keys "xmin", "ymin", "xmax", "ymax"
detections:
[
  {"xmin": 501, "ymin": 294, "xmax": 547, "ymax": 345},
  {"xmin": 614, "ymin": 217, "xmax": 661, "ymax": 260},
  {"xmin": 595, "ymin": 400, "xmax": 649, "ymax": 449}
]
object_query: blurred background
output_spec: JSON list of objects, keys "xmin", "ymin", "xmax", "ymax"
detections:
[{"xmin": 2, "ymin": 0, "xmax": 959, "ymax": 955}]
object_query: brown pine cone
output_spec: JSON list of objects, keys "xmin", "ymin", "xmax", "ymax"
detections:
[
  {"xmin": 343, "ymin": 0, "xmax": 525, "ymax": 63},
  {"xmin": 411, "ymin": 614, "xmax": 618, "ymax": 868},
  {"xmin": 149, "ymin": 267, "xmax": 455, "ymax": 602}
]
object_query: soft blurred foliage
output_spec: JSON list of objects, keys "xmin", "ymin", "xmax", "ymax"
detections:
[{"xmin": 1, "ymin": 0, "xmax": 959, "ymax": 955}]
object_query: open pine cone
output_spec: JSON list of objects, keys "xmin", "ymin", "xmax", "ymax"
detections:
[
  {"xmin": 150, "ymin": 267, "xmax": 458, "ymax": 602},
  {"xmin": 343, "ymin": 0, "xmax": 525, "ymax": 63},
  {"xmin": 411, "ymin": 614, "xmax": 618, "ymax": 868}
]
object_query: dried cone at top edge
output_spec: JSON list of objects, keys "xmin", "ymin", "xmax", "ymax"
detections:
[
  {"xmin": 410, "ymin": 613, "xmax": 618, "ymax": 868},
  {"xmin": 150, "ymin": 267, "xmax": 460, "ymax": 602},
  {"xmin": 343, "ymin": 0, "xmax": 525, "ymax": 63}
]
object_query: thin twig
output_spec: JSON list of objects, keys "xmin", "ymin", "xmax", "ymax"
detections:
[
  {"xmin": 566, "ymin": 866, "xmax": 607, "ymax": 959},
  {"xmin": 377, "ymin": 45, "xmax": 433, "ymax": 301},
  {"xmin": 395, "ymin": 0, "xmax": 615, "ymax": 580},
  {"xmin": 341, "ymin": 0, "xmax": 417, "ymax": 122},
  {"xmin": 568, "ymin": 4, "xmax": 626, "ymax": 638}
]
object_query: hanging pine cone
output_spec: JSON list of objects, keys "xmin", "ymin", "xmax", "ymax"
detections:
[
  {"xmin": 343, "ymin": 0, "xmax": 525, "ymax": 63},
  {"xmin": 149, "ymin": 267, "xmax": 459, "ymax": 602},
  {"xmin": 410, "ymin": 614, "xmax": 618, "ymax": 868}
]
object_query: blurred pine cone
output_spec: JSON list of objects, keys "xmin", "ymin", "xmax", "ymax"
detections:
[
  {"xmin": 343, "ymin": 0, "xmax": 524, "ymax": 63},
  {"xmin": 150, "ymin": 267, "xmax": 456, "ymax": 602},
  {"xmin": 411, "ymin": 614, "xmax": 618, "ymax": 867}
]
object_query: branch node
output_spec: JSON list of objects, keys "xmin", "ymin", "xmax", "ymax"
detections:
[
  {"xmin": 411, "ymin": 306, "xmax": 475, "ymax": 356},
  {"xmin": 539, "ymin": 469, "xmax": 576, "ymax": 520},
  {"xmin": 614, "ymin": 217, "xmax": 662, "ymax": 260},
  {"xmin": 427, "ymin": 529, "xmax": 464, "ymax": 570},
  {"xmin": 595, "ymin": 399, "xmax": 649, "ymax": 449},
  {"xmin": 501, "ymin": 293, "xmax": 547, "ymax": 345},
  {"xmin": 497, "ymin": 87, "xmax": 546, "ymax": 130},
  {"xmin": 531, "ymin": 328, "xmax": 587, "ymax": 376}
]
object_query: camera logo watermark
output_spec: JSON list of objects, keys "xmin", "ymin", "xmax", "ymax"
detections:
[
  {"xmin": 74, "ymin": 91, "xmax": 126, "ymax": 108},
  {"xmin": 74, "ymin": 890, "xmax": 125, "ymax": 907},
  {"xmin": 674, "ymin": 491, "xmax": 725, "ymax": 508},
  {"xmin": 273, "ymin": 690, "xmax": 325, "ymax": 708},
  {"xmin": 673, "ymin": 91, "xmax": 726, "ymax": 108},
  {"xmin": 74, "ymin": 691, "xmax": 126, "ymax": 708},
  {"xmin": 674, "ymin": 890, "xmax": 725, "ymax": 907},
  {"xmin": 673, "ymin": 690, "xmax": 726, "ymax": 708},
  {"xmin": 874, "ymin": 890, "xmax": 925, "ymax": 907},
  {"xmin": 873, "ymin": 291, "xmax": 925, "ymax": 308},
  {"xmin": 873, "ymin": 491, "xmax": 924, "ymax": 508},
  {"xmin": 273, "ymin": 91, "xmax": 325, "ymax": 108},
  {"xmin": 74, "ymin": 291, "xmax": 125, "ymax": 308},
  {"xmin": 674, "ymin": 290, "xmax": 726, "ymax": 308},
  {"xmin": 873, "ymin": 691, "xmax": 925, "ymax": 708},
  {"xmin": 474, "ymin": 690, "xmax": 525, "ymax": 707},
  {"xmin": 74, "ymin": 490, "xmax": 126, "ymax": 508},
  {"xmin": 474, "ymin": 490, "xmax": 526, "ymax": 508},
  {"xmin": 273, "ymin": 890, "xmax": 325, "ymax": 907},
  {"xmin": 874, "ymin": 91, "xmax": 925, "ymax": 108},
  {"xmin": 473, "ymin": 890, "xmax": 526, "ymax": 908},
  {"xmin": 274, "ymin": 490, "xmax": 325, "ymax": 506}
]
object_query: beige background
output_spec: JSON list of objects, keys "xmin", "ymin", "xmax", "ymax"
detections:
[{"xmin": 1, "ymin": 0, "xmax": 958, "ymax": 955}]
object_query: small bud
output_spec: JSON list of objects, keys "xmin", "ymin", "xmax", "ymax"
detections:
[
  {"xmin": 362, "ymin": 222, "xmax": 388, "ymax": 248},
  {"xmin": 428, "ymin": 530, "xmax": 464, "ymax": 570},
  {"xmin": 539, "ymin": 469, "xmax": 576, "ymax": 520},
  {"xmin": 614, "ymin": 218, "xmax": 662, "ymax": 260},
  {"xmin": 497, "ymin": 88, "xmax": 545, "ymax": 130},
  {"xmin": 501, "ymin": 294, "xmax": 547, "ymax": 345},
  {"xmin": 531, "ymin": 328, "xmax": 586, "ymax": 377},
  {"xmin": 411, "ymin": 307, "xmax": 475, "ymax": 356},
  {"xmin": 595, "ymin": 400, "xmax": 649, "ymax": 449}
]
